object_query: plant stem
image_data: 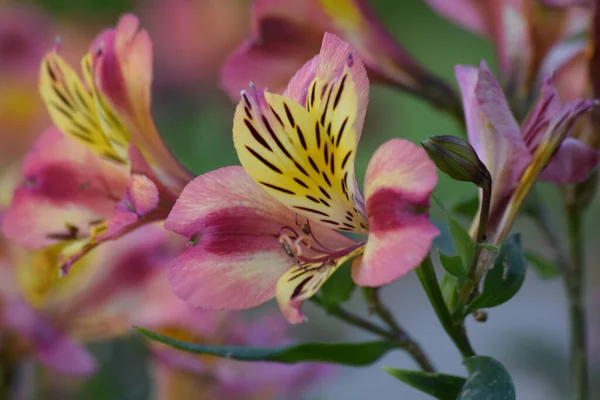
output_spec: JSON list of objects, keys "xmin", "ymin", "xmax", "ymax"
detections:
[
  {"xmin": 361, "ymin": 287, "xmax": 435, "ymax": 372},
  {"xmin": 454, "ymin": 185, "xmax": 492, "ymax": 316},
  {"xmin": 565, "ymin": 207, "xmax": 588, "ymax": 400},
  {"xmin": 310, "ymin": 297, "xmax": 435, "ymax": 372},
  {"xmin": 416, "ymin": 257, "xmax": 475, "ymax": 359}
]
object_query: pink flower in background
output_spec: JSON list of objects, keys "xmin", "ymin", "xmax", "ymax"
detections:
[
  {"xmin": 0, "ymin": 5, "xmax": 52, "ymax": 167},
  {"xmin": 2, "ymin": 14, "xmax": 193, "ymax": 274},
  {"xmin": 456, "ymin": 61, "xmax": 597, "ymax": 228},
  {"xmin": 144, "ymin": 309, "xmax": 331, "ymax": 400},
  {"xmin": 166, "ymin": 34, "xmax": 438, "ymax": 323},
  {"xmin": 142, "ymin": 0, "xmax": 249, "ymax": 90},
  {"xmin": 221, "ymin": 0, "xmax": 460, "ymax": 113},
  {"xmin": 0, "ymin": 221, "xmax": 181, "ymax": 376},
  {"xmin": 425, "ymin": 0, "xmax": 591, "ymax": 94}
]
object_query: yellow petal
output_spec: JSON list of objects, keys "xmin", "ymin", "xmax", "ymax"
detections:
[
  {"xmin": 233, "ymin": 72, "xmax": 367, "ymax": 233},
  {"xmin": 39, "ymin": 51, "xmax": 127, "ymax": 164},
  {"xmin": 275, "ymin": 245, "xmax": 364, "ymax": 323},
  {"xmin": 81, "ymin": 53, "xmax": 131, "ymax": 159}
]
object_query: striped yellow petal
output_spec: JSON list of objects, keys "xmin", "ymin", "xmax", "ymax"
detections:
[
  {"xmin": 275, "ymin": 245, "xmax": 364, "ymax": 323},
  {"xmin": 81, "ymin": 53, "xmax": 131, "ymax": 158},
  {"xmin": 39, "ymin": 51, "xmax": 128, "ymax": 164},
  {"xmin": 233, "ymin": 65, "xmax": 367, "ymax": 233}
]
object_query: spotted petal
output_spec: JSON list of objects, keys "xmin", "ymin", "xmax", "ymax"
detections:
[
  {"xmin": 276, "ymin": 245, "xmax": 364, "ymax": 323},
  {"xmin": 233, "ymin": 82, "xmax": 367, "ymax": 233}
]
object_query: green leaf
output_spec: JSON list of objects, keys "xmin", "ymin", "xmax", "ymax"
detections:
[
  {"xmin": 452, "ymin": 195, "xmax": 480, "ymax": 219},
  {"xmin": 320, "ymin": 261, "xmax": 356, "ymax": 309},
  {"xmin": 466, "ymin": 234, "xmax": 527, "ymax": 314},
  {"xmin": 438, "ymin": 249, "xmax": 467, "ymax": 278},
  {"xmin": 447, "ymin": 216, "xmax": 474, "ymax": 269},
  {"xmin": 525, "ymin": 251, "xmax": 559, "ymax": 279},
  {"xmin": 137, "ymin": 327, "xmax": 397, "ymax": 366},
  {"xmin": 440, "ymin": 273, "xmax": 460, "ymax": 310},
  {"xmin": 383, "ymin": 367, "xmax": 466, "ymax": 400},
  {"xmin": 458, "ymin": 356, "xmax": 516, "ymax": 400}
]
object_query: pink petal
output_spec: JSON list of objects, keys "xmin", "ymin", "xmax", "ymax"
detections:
[
  {"xmin": 92, "ymin": 14, "xmax": 192, "ymax": 193},
  {"xmin": 164, "ymin": 167, "xmax": 300, "ymax": 310},
  {"xmin": 423, "ymin": 0, "xmax": 489, "ymax": 34},
  {"xmin": 100, "ymin": 173, "xmax": 160, "ymax": 240},
  {"xmin": 354, "ymin": 139, "xmax": 439, "ymax": 287},
  {"xmin": 2, "ymin": 299, "xmax": 95, "ymax": 375},
  {"xmin": 36, "ymin": 334, "xmax": 96, "ymax": 375},
  {"xmin": 540, "ymin": 41, "xmax": 587, "ymax": 101},
  {"xmin": 165, "ymin": 166, "xmax": 352, "ymax": 310},
  {"xmin": 540, "ymin": 138, "xmax": 599, "ymax": 184},
  {"xmin": 220, "ymin": 0, "xmax": 328, "ymax": 99},
  {"xmin": 284, "ymin": 32, "xmax": 369, "ymax": 138},
  {"xmin": 455, "ymin": 62, "xmax": 531, "ymax": 212},
  {"xmin": 1, "ymin": 128, "xmax": 128, "ymax": 248},
  {"xmin": 521, "ymin": 77, "xmax": 563, "ymax": 150}
]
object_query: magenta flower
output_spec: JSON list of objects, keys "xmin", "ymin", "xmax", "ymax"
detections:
[
  {"xmin": 425, "ymin": 0, "xmax": 591, "ymax": 93},
  {"xmin": 2, "ymin": 14, "xmax": 193, "ymax": 273},
  {"xmin": 456, "ymin": 61, "xmax": 597, "ymax": 227},
  {"xmin": 166, "ymin": 34, "xmax": 439, "ymax": 323},
  {"xmin": 221, "ymin": 0, "xmax": 459, "ymax": 113}
]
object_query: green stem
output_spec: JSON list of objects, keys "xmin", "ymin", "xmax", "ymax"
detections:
[
  {"xmin": 310, "ymin": 297, "xmax": 435, "ymax": 372},
  {"xmin": 416, "ymin": 257, "xmax": 475, "ymax": 359},
  {"xmin": 565, "ymin": 207, "xmax": 588, "ymax": 400},
  {"xmin": 361, "ymin": 288, "xmax": 435, "ymax": 372},
  {"xmin": 454, "ymin": 185, "xmax": 492, "ymax": 316}
]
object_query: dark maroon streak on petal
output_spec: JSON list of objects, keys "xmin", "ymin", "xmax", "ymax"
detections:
[{"xmin": 366, "ymin": 188, "xmax": 430, "ymax": 234}]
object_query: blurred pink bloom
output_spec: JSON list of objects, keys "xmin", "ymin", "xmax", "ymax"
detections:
[
  {"xmin": 2, "ymin": 14, "xmax": 193, "ymax": 274},
  {"xmin": 143, "ymin": 308, "xmax": 331, "ymax": 400},
  {"xmin": 0, "ymin": 221, "xmax": 180, "ymax": 376},
  {"xmin": 425, "ymin": 0, "xmax": 592, "ymax": 94},
  {"xmin": 166, "ymin": 34, "xmax": 438, "ymax": 323},
  {"xmin": 456, "ymin": 61, "xmax": 597, "ymax": 227},
  {"xmin": 0, "ymin": 5, "xmax": 53, "ymax": 167},
  {"xmin": 142, "ymin": 0, "xmax": 249, "ymax": 89},
  {"xmin": 221, "ymin": 0, "xmax": 460, "ymax": 114}
]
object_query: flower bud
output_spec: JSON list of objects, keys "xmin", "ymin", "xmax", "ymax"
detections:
[{"xmin": 421, "ymin": 135, "xmax": 491, "ymax": 189}]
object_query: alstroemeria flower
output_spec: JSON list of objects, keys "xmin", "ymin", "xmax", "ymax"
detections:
[
  {"xmin": 425, "ymin": 0, "xmax": 591, "ymax": 95},
  {"xmin": 166, "ymin": 34, "xmax": 439, "ymax": 323},
  {"xmin": 456, "ymin": 61, "xmax": 597, "ymax": 229},
  {"xmin": 0, "ymin": 223, "xmax": 178, "ymax": 376},
  {"xmin": 221, "ymin": 0, "xmax": 460, "ymax": 115},
  {"xmin": 3, "ymin": 14, "xmax": 193, "ymax": 273}
]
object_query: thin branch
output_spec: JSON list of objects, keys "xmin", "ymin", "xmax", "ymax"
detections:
[{"xmin": 310, "ymin": 296, "xmax": 435, "ymax": 373}]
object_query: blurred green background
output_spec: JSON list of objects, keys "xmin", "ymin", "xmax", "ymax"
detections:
[{"xmin": 1, "ymin": 0, "xmax": 599, "ymax": 398}]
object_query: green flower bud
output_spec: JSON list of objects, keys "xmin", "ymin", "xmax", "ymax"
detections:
[{"xmin": 421, "ymin": 135, "xmax": 491, "ymax": 190}]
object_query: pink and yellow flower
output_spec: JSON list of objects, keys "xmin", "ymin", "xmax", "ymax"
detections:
[
  {"xmin": 166, "ymin": 34, "xmax": 439, "ymax": 323},
  {"xmin": 455, "ymin": 60, "xmax": 597, "ymax": 231},
  {"xmin": 0, "ymin": 221, "xmax": 177, "ymax": 376},
  {"xmin": 221, "ymin": 0, "xmax": 460, "ymax": 114},
  {"xmin": 2, "ymin": 14, "xmax": 193, "ymax": 274}
]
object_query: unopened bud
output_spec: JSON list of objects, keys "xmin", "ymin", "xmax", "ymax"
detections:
[{"xmin": 422, "ymin": 135, "xmax": 491, "ymax": 189}]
